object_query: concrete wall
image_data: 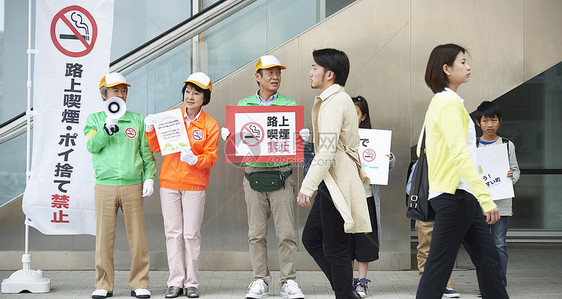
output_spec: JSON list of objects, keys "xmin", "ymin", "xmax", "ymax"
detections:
[{"xmin": 1, "ymin": 0, "xmax": 562, "ymax": 271}]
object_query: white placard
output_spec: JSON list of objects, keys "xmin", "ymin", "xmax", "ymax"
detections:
[
  {"xmin": 358, "ymin": 129, "xmax": 392, "ymax": 185},
  {"xmin": 225, "ymin": 106, "xmax": 304, "ymax": 163},
  {"xmin": 235, "ymin": 112, "xmax": 296, "ymax": 157},
  {"xmin": 476, "ymin": 144, "xmax": 514, "ymax": 200},
  {"xmin": 153, "ymin": 109, "xmax": 190, "ymax": 156}
]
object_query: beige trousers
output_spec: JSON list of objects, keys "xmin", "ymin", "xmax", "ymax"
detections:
[
  {"xmin": 415, "ymin": 220, "xmax": 453, "ymax": 289},
  {"xmin": 160, "ymin": 187, "xmax": 206, "ymax": 288},
  {"xmin": 243, "ymin": 165, "xmax": 297, "ymax": 286},
  {"xmin": 94, "ymin": 184, "xmax": 150, "ymax": 292}
]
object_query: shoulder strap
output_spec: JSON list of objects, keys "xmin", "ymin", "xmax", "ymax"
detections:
[
  {"xmin": 416, "ymin": 122, "xmax": 427, "ymax": 159},
  {"xmin": 421, "ymin": 128, "xmax": 426, "ymax": 151},
  {"xmin": 501, "ymin": 137, "xmax": 510, "ymax": 156}
]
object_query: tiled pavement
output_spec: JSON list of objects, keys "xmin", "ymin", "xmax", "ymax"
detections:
[{"xmin": 1, "ymin": 244, "xmax": 561, "ymax": 298}]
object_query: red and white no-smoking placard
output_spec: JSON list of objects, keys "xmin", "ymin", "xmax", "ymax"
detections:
[
  {"xmin": 358, "ymin": 128, "xmax": 392, "ymax": 185},
  {"xmin": 50, "ymin": 5, "xmax": 98, "ymax": 57},
  {"xmin": 225, "ymin": 106, "xmax": 304, "ymax": 163}
]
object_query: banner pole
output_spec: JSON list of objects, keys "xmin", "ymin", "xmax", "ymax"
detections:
[
  {"xmin": 1, "ymin": 0, "xmax": 51, "ymax": 293},
  {"xmin": 24, "ymin": 0, "xmax": 31, "ymax": 262}
]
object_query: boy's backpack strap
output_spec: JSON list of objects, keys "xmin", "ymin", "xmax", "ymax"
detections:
[{"xmin": 501, "ymin": 137, "xmax": 510, "ymax": 156}]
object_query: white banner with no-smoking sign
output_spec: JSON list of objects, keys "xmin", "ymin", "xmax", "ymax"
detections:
[{"xmin": 22, "ymin": 0, "xmax": 114, "ymax": 235}]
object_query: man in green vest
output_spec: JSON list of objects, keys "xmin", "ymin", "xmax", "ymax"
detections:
[{"xmin": 221, "ymin": 55, "xmax": 307, "ymax": 299}]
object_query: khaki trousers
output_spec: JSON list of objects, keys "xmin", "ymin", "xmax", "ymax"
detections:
[
  {"xmin": 243, "ymin": 165, "xmax": 297, "ymax": 286},
  {"xmin": 94, "ymin": 184, "xmax": 150, "ymax": 292},
  {"xmin": 415, "ymin": 220, "xmax": 452, "ymax": 289}
]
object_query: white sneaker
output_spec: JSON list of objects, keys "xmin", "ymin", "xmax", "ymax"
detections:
[
  {"xmin": 131, "ymin": 288, "xmax": 151, "ymax": 298},
  {"xmin": 246, "ymin": 279, "xmax": 269, "ymax": 298},
  {"xmin": 280, "ymin": 279, "xmax": 305, "ymax": 298},
  {"xmin": 92, "ymin": 289, "xmax": 112, "ymax": 299},
  {"xmin": 442, "ymin": 287, "xmax": 460, "ymax": 298}
]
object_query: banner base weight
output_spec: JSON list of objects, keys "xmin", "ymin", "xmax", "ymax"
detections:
[{"xmin": 1, "ymin": 269, "xmax": 50, "ymax": 293}]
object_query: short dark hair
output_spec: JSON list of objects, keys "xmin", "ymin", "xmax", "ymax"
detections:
[
  {"xmin": 352, "ymin": 96, "xmax": 372, "ymax": 129},
  {"xmin": 474, "ymin": 101, "xmax": 502, "ymax": 123},
  {"xmin": 182, "ymin": 82, "xmax": 211, "ymax": 106},
  {"xmin": 424, "ymin": 43, "xmax": 468, "ymax": 93},
  {"xmin": 312, "ymin": 48, "xmax": 350, "ymax": 86}
]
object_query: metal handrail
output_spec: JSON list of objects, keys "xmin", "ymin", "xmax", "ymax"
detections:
[
  {"xmin": 0, "ymin": 113, "xmax": 28, "ymax": 144},
  {"xmin": 0, "ymin": 0, "xmax": 256, "ymax": 144},
  {"xmin": 110, "ymin": 0, "xmax": 255, "ymax": 74}
]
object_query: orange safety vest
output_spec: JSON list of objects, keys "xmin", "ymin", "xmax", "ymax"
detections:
[{"xmin": 146, "ymin": 108, "xmax": 219, "ymax": 191}]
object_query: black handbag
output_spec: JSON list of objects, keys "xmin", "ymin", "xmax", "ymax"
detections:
[{"xmin": 406, "ymin": 129, "xmax": 435, "ymax": 221}]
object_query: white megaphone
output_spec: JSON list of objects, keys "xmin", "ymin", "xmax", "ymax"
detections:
[{"xmin": 104, "ymin": 97, "xmax": 127, "ymax": 120}]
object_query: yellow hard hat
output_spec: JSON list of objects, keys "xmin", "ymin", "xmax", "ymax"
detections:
[
  {"xmin": 182, "ymin": 72, "xmax": 212, "ymax": 92},
  {"xmin": 99, "ymin": 72, "xmax": 131, "ymax": 89},
  {"xmin": 255, "ymin": 55, "xmax": 286, "ymax": 73}
]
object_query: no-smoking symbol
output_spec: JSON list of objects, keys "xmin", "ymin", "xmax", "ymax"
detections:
[
  {"xmin": 125, "ymin": 128, "xmax": 137, "ymax": 139},
  {"xmin": 192, "ymin": 129, "xmax": 204, "ymax": 141},
  {"xmin": 241, "ymin": 122, "xmax": 264, "ymax": 146},
  {"xmin": 362, "ymin": 149, "xmax": 376, "ymax": 162},
  {"xmin": 50, "ymin": 5, "xmax": 98, "ymax": 57}
]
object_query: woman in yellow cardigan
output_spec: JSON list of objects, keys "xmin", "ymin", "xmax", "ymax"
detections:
[{"xmin": 415, "ymin": 44, "xmax": 508, "ymax": 299}]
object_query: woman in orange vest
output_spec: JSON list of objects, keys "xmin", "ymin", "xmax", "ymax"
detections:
[{"xmin": 145, "ymin": 72, "xmax": 219, "ymax": 299}]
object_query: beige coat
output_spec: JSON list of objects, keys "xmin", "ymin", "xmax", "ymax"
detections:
[{"xmin": 300, "ymin": 84, "xmax": 371, "ymax": 233}]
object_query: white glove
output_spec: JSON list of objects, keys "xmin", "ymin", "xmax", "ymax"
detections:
[
  {"xmin": 105, "ymin": 116, "xmax": 118, "ymax": 130},
  {"xmin": 144, "ymin": 114, "xmax": 158, "ymax": 132},
  {"xmin": 142, "ymin": 179, "xmax": 154, "ymax": 197},
  {"xmin": 299, "ymin": 128, "xmax": 310, "ymax": 142},
  {"xmin": 180, "ymin": 148, "xmax": 198, "ymax": 165},
  {"xmin": 221, "ymin": 127, "xmax": 230, "ymax": 141}
]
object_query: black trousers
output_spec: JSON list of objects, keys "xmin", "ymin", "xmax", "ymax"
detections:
[
  {"xmin": 302, "ymin": 181, "xmax": 356, "ymax": 299},
  {"xmin": 416, "ymin": 190, "xmax": 509, "ymax": 299}
]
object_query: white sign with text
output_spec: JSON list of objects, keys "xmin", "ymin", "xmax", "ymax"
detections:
[
  {"xmin": 476, "ymin": 144, "xmax": 514, "ymax": 200},
  {"xmin": 358, "ymin": 129, "xmax": 392, "ymax": 185},
  {"xmin": 154, "ymin": 109, "xmax": 190, "ymax": 155}
]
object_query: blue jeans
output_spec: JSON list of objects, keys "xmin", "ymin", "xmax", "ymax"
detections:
[{"xmin": 490, "ymin": 216, "xmax": 509, "ymax": 287}]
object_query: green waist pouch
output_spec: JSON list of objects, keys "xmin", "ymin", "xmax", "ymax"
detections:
[{"xmin": 244, "ymin": 170, "xmax": 292, "ymax": 192}]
